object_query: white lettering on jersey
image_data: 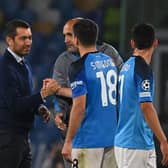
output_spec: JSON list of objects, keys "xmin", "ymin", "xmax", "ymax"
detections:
[
  {"xmin": 71, "ymin": 81, "xmax": 83, "ymax": 90},
  {"xmin": 139, "ymin": 92, "xmax": 151, "ymax": 97},
  {"xmin": 90, "ymin": 59, "xmax": 114, "ymax": 70}
]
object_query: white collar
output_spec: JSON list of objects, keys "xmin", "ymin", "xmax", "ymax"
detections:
[{"xmin": 7, "ymin": 47, "xmax": 24, "ymax": 64}]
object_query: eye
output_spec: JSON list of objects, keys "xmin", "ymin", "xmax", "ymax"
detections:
[{"xmin": 20, "ymin": 36, "xmax": 32, "ymax": 40}]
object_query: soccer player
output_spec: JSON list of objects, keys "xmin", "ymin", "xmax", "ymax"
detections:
[
  {"xmin": 46, "ymin": 17, "xmax": 123, "ymax": 168},
  {"xmin": 114, "ymin": 23, "xmax": 168, "ymax": 168},
  {"xmin": 62, "ymin": 19, "xmax": 118, "ymax": 168}
]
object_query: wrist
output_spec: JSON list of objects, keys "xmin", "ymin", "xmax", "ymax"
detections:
[
  {"xmin": 65, "ymin": 138, "xmax": 72, "ymax": 143},
  {"xmin": 40, "ymin": 90, "xmax": 47, "ymax": 99},
  {"xmin": 55, "ymin": 85, "xmax": 61, "ymax": 95}
]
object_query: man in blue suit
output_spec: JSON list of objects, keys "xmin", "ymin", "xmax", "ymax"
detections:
[{"xmin": 0, "ymin": 19, "xmax": 59, "ymax": 168}]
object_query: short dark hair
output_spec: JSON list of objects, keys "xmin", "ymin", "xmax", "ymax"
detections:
[
  {"xmin": 73, "ymin": 19, "xmax": 98, "ymax": 46},
  {"xmin": 131, "ymin": 23, "xmax": 155, "ymax": 49},
  {"xmin": 5, "ymin": 19, "xmax": 30, "ymax": 38}
]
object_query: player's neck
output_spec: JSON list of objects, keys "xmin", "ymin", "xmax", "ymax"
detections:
[
  {"xmin": 79, "ymin": 46, "xmax": 97, "ymax": 57},
  {"xmin": 133, "ymin": 48, "xmax": 154, "ymax": 64}
]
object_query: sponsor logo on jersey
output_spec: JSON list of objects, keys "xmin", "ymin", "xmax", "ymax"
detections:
[{"xmin": 71, "ymin": 80, "xmax": 83, "ymax": 89}]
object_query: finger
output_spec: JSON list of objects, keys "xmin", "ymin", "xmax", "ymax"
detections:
[
  {"xmin": 43, "ymin": 78, "xmax": 52, "ymax": 82},
  {"xmin": 55, "ymin": 117, "xmax": 63, "ymax": 126},
  {"xmin": 43, "ymin": 113, "xmax": 50, "ymax": 123},
  {"xmin": 63, "ymin": 154, "xmax": 73, "ymax": 163},
  {"xmin": 45, "ymin": 115, "xmax": 50, "ymax": 123},
  {"xmin": 162, "ymin": 154, "xmax": 168, "ymax": 166},
  {"xmin": 58, "ymin": 125, "xmax": 66, "ymax": 131}
]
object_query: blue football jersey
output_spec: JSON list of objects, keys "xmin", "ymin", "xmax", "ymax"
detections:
[
  {"xmin": 69, "ymin": 51, "xmax": 118, "ymax": 148},
  {"xmin": 115, "ymin": 56, "xmax": 155, "ymax": 149}
]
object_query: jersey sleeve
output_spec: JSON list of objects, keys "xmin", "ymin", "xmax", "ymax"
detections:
[
  {"xmin": 134, "ymin": 57, "xmax": 153, "ymax": 103},
  {"xmin": 69, "ymin": 60, "xmax": 87, "ymax": 98}
]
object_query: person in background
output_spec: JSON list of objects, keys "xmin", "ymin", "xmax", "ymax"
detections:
[
  {"xmin": 114, "ymin": 23, "xmax": 168, "ymax": 168},
  {"xmin": 0, "ymin": 19, "xmax": 59, "ymax": 168}
]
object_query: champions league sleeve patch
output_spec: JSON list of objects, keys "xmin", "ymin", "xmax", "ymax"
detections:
[
  {"xmin": 141, "ymin": 79, "xmax": 150, "ymax": 91},
  {"xmin": 139, "ymin": 79, "xmax": 151, "ymax": 98}
]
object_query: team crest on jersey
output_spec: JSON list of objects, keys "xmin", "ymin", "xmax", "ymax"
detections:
[{"xmin": 142, "ymin": 80, "xmax": 150, "ymax": 91}]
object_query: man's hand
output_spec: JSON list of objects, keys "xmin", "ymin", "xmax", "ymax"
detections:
[
  {"xmin": 38, "ymin": 104, "xmax": 51, "ymax": 123},
  {"xmin": 62, "ymin": 141, "xmax": 73, "ymax": 163},
  {"xmin": 55, "ymin": 113, "xmax": 67, "ymax": 131},
  {"xmin": 160, "ymin": 141, "xmax": 168, "ymax": 166},
  {"xmin": 41, "ymin": 79, "xmax": 61, "ymax": 98}
]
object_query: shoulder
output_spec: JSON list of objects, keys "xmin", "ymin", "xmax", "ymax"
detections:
[
  {"xmin": 134, "ymin": 56, "xmax": 152, "ymax": 78},
  {"xmin": 69, "ymin": 55, "xmax": 87, "ymax": 81},
  {"xmin": 97, "ymin": 42, "xmax": 123, "ymax": 68},
  {"xmin": 56, "ymin": 51, "xmax": 72, "ymax": 61},
  {"xmin": 53, "ymin": 51, "xmax": 73, "ymax": 69}
]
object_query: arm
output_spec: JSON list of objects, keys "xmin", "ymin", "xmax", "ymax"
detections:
[
  {"xmin": 141, "ymin": 102, "xmax": 168, "ymax": 166},
  {"xmin": 52, "ymin": 52, "xmax": 76, "ymax": 98},
  {"xmin": 62, "ymin": 94, "xmax": 86, "ymax": 162},
  {"xmin": 5, "ymin": 70, "xmax": 58, "ymax": 115},
  {"xmin": 53, "ymin": 52, "xmax": 71, "ymax": 87},
  {"xmin": 56, "ymin": 87, "xmax": 72, "ymax": 98}
]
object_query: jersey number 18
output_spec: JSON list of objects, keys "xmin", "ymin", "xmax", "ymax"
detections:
[{"xmin": 96, "ymin": 69, "xmax": 117, "ymax": 107}]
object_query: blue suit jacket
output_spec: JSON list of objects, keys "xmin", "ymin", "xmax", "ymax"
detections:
[{"xmin": 0, "ymin": 49, "xmax": 43, "ymax": 133}]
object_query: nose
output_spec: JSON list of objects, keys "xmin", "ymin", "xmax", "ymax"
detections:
[
  {"xmin": 64, "ymin": 37, "xmax": 68, "ymax": 43},
  {"xmin": 26, "ymin": 37, "xmax": 32, "ymax": 44}
]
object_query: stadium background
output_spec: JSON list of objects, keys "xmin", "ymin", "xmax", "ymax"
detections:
[{"xmin": 0, "ymin": 0, "xmax": 167, "ymax": 167}]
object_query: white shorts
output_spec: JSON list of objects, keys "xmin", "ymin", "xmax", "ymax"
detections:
[
  {"xmin": 72, "ymin": 147, "xmax": 117, "ymax": 168},
  {"xmin": 114, "ymin": 146, "xmax": 156, "ymax": 168}
]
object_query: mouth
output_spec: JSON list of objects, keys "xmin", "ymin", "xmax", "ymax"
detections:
[
  {"xmin": 66, "ymin": 44, "xmax": 74, "ymax": 49},
  {"xmin": 23, "ymin": 47, "xmax": 31, "ymax": 53}
]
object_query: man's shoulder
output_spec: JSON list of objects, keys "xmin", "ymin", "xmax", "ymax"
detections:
[
  {"xmin": 68, "ymin": 56, "xmax": 86, "ymax": 82},
  {"xmin": 55, "ymin": 51, "xmax": 79, "ymax": 64},
  {"xmin": 97, "ymin": 42, "xmax": 123, "ymax": 69},
  {"xmin": 134, "ymin": 56, "xmax": 152, "ymax": 78},
  {"xmin": 57, "ymin": 51, "xmax": 74, "ymax": 59}
]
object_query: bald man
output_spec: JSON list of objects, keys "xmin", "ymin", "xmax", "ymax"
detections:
[{"xmin": 46, "ymin": 18, "xmax": 123, "ymax": 167}]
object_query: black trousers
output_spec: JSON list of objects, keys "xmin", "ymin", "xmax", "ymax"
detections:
[{"xmin": 0, "ymin": 130, "xmax": 32, "ymax": 168}]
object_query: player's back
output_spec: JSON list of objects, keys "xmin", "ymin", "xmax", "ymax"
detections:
[
  {"xmin": 69, "ymin": 51, "xmax": 118, "ymax": 148},
  {"xmin": 115, "ymin": 56, "xmax": 154, "ymax": 150}
]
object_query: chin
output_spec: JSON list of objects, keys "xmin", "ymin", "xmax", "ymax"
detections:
[
  {"xmin": 68, "ymin": 47, "xmax": 78, "ymax": 53},
  {"xmin": 21, "ymin": 51, "xmax": 30, "ymax": 56}
]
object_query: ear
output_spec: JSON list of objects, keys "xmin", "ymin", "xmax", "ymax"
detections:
[
  {"xmin": 153, "ymin": 39, "xmax": 158, "ymax": 48},
  {"xmin": 74, "ymin": 36, "xmax": 79, "ymax": 46},
  {"xmin": 6, "ymin": 36, "xmax": 13, "ymax": 47},
  {"xmin": 130, "ymin": 39, "xmax": 135, "ymax": 49}
]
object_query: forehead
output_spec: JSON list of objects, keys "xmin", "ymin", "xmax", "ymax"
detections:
[
  {"xmin": 63, "ymin": 23, "xmax": 73, "ymax": 34},
  {"xmin": 15, "ymin": 27, "xmax": 32, "ymax": 36}
]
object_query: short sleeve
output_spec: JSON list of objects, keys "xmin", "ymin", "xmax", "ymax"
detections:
[
  {"xmin": 134, "ymin": 57, "xmax": 153, "ymax": 103},
  {"xmin": 69, "ymin": 59, "xmax": 87, "ymax": 98}
]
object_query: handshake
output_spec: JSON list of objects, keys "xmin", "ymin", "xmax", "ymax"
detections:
[{"xmin": 40, "ymin": 78, "xmax": 61, "ymax": 99}]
